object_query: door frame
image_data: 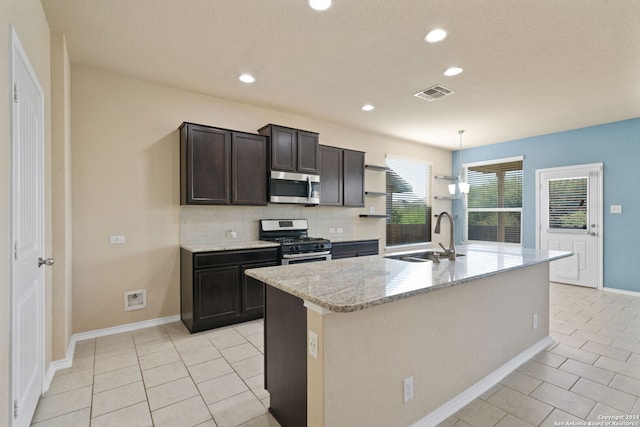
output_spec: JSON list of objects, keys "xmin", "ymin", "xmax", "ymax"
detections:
[
  {"xmin": 10, "ymin": 24, "xmax": 46, "ymax": 426},
  {"xmin": 535, "ymin": 163, "xmax": 603, "ymax": 289}
]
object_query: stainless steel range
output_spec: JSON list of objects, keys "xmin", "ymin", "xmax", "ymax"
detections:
[{"xmin": 259, "ymin": 219, "xmax": 332, "ymax": 265}]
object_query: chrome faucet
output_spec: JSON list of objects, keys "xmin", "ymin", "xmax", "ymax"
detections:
[{"xmin": 434, "ymin": 211, "xmax": 456, "ymax": 260}]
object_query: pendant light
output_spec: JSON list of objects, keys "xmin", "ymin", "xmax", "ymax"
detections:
[{"xmin": 448, "ymin": 130, "xmax": 470, "ymax": 197}]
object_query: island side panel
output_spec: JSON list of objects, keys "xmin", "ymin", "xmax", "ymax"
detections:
[
  {"xmin": 264, "ymin": 285, "xmax": 307, "ymax": 427},
  {"xmin": 318, "ymin": 263, "xmax": 550, "ymax": 427}
]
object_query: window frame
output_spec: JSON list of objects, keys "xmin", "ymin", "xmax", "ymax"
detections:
[
  {"xmin": 384, "ymin": 155, "xmax": 433, "ymax": 249},
  {"xmin": 464, "ymin": 156, "xmax": 524, "ymax": 245}
]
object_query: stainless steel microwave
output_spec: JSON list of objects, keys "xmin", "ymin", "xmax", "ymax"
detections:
[{"xmin": 269, "ymin": 171, "xmax": 320, "ymax": 204}]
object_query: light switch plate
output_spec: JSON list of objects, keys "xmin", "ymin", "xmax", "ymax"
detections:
[
  {"xmin": 610, "ymin": 205, "xmax": 622, "ymax": 214},
  {"xmin": 110, "ymin": 235, "xmax": 125, "ymax": 244}
]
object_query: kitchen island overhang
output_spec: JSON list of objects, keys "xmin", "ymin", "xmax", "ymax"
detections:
[{"xmin": 246, "ymin": 244, "xmax": 572, "ymax": 427}]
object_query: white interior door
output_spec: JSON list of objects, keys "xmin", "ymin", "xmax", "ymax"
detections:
[
  {"xmin": 11, "ymin": 26, "xmax": 46, "ymax": 427},
  {"xmin": 537, "ymin": 164, "xmax": 602, "ymax": 288}
]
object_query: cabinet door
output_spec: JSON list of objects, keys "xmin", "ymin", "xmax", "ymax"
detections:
[
  {"xmin": 194, "ymin": 266, "xmax": 240, "ymax": 326},
  {"xmin": 232, "ymin": 132, "xmax": 267, "ymax": 205},
  {"xmin": 270, "ymin": 126, "xmax": 297, "ymax": 172},
  {"xmin": 343, "ymin": 149, "xmax": 365, "ymax": 207},
  {"xmin": 297, "ymin": 130, "xmax": 320, "ymax": 174},
  {"xmin": 241, "ymin": 261, "xmax": 278, "ymax": 318},
  {"xmin": 319, "ymin": 145, "xmax": 343, "ymax": 206},
  {"xmin": 182, "ymin": 124, "xmax": 231, "ymax": 204}
]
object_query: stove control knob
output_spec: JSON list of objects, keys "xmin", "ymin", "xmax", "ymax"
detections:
[
  {"xmin": 294, "ymin": 246, "xmax": 300, "ymax": 251},
  {"xmin": 315, "ymin": 244, "xmax": 320, "ymax": 249}
]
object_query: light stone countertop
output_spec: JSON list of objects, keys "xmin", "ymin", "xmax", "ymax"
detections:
[
  {"xmin": 181, "ymin": 240, "xmax": 280, "ymax": 253},
  {"xmin": 245, "ymin": 243, "xmax": 572, "ymax": 313},
  {"xmin": 181, "ymin": 237, "xmax": 378, "ymax": 252}
]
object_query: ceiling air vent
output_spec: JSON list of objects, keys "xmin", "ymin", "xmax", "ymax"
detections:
[{"xmin": 414, "ymin": 85, "xmax": 454, "ymax": 102}]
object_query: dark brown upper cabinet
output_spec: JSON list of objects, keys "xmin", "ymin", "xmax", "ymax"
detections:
[
  {"xmin": 319, "ymin": 145, "xmax": 365, "ymax": 207},
  {"xmin": 231, "ymin": 132, "xmax": 268, "ymax": 205},
  {"xmin": 258, "ymin": 124, "xmax": 320, "ymax": 174},
  {"xmin": 343, "ymin": 149, "xmax": 365, "ymax": 207},
  {"xmin": 180, "ymin": 122, "xmax": 267, "ymax": 205},
  {"xmin": 319, "ymin": 145, "xmax": 343, "ymax": 206}
]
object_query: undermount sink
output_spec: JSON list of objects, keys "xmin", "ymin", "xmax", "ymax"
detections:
[{"xmin": 385, "ymin": 251, "xmax": 465, "ymax": 262}]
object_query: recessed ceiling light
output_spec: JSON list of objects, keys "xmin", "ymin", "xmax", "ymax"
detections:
[
  {"xmin": 444, "ymin": 67, "xmax": 463, "ymax": 76},
  {"xmin": 309, "ymin": 0, "xmax": 332, "ymax": 11},
  {"xmin": 425, "ymin": 29, "xmax": 447, "ymax": 43},
  {"xmin": 238, "ymin": 74, "xmax": 255, "ymax": 83},
  {"xmin": 361, "ymin": 104, "xmax": 375, "ymax": 111}
]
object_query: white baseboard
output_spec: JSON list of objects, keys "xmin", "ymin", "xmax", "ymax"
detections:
[
  {"xmin": 44, "ymin": 314, "xmax": 181, "ymax": 390},
  {"xmin": 603, "ymin": 287, "xmax": 640, "ymax": 298},
  {"xmin": 411, "ymin": 336, "xmax": 554, "ymax": 427}
]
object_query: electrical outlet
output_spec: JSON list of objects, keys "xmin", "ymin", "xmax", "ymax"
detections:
[
  {"xmin": 110, "ymin": 235, "xmax": 125, "ymax": 244},
  {"xmin": 329, "ymin": 228, "xmax": 335, "ymax": 234},
  {"xmin": 226, "ymin": 230, "xmax": 237, "ymax": 239},
  {"xmin": 337, "ymin": 228, "xmax": 343, "ymax": 234},
  {"xmin": 533, "ymin": 313, "xmax": 538, "ymax": 329},
  {"xmin": 404, "ymin": 376, "xmax": 414, "ymax": 402},
  {"xmin": 369, "ymin": 206, "xmax": 375, "ymax": 214},
  {"xmin": 308, "ymin": 331, "xmax": 318, "ymax": 359}
]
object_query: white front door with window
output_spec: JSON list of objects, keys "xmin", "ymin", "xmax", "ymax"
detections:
[
  {"xmin": 11, "ymin": 26, "xmax": 46, "ymax": 427},
  {"xmin": 537, "ymin": 164, "xmax": 602, "ymax": 288}
]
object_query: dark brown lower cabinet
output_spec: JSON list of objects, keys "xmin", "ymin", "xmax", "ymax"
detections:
[
  {"xmin": 264, "ymin": 285, "xmax": 307, "ymax": 427},
  {"xmin": 181, "ymin": 247, "xmax": 278, "ymax": 333},
  {"xmin": 331, "ymin": 239, "xmax": 379, "ymax": 259}
]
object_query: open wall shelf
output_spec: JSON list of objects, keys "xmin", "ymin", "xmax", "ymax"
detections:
[
  {"xmin": 365, "ymin": 191, "xmax": 389, "ymax": 196},
  {"xmin": 365, "ymin": 164, "xmax": 389, "ymax": 172},
  {"xmin": 359, "ymin": 214, "xmax": 386, "ymax": 218}
]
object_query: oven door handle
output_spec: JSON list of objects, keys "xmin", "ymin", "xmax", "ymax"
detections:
[
  {"xmin": 282, "ymin": 250, "xmax": 332, "ymax": 259},
  {"xmin": 307, "ymin": 176, "xmax": 312, "ymax": 200}
]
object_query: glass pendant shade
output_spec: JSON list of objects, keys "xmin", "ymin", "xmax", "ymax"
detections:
[
  {"xmin": 458, "ymin": 181, "xmax": 470, "ymax": 194},
  {"xmin": 448, "ymin": 184, "xmax": 457, "ymax": 195}
]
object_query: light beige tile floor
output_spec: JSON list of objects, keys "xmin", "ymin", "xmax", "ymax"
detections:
[
  {"xmin": 31, "ymin": 282, "xmax": 640, "ymax": 426},
  {"xmin": 31, "ymin": 319, "xmax": 279, "ymax": 427},
  {"xmin": 442, "ymin": 282, "xmax": 640, "ymax": 426}
]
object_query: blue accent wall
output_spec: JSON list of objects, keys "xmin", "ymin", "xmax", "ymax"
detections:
[{"xmin": 451, "ymin": 118, "xmax": 640, "ymax": 292}]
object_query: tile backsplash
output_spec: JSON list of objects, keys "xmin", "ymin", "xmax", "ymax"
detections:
[{"xmin": 180, "ymin": 205, "xmax": 378, "ymax": 244}]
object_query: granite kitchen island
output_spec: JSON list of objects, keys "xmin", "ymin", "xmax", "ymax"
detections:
[{"xmin": 245, "ymin": 244, "xmax": 572, "ymax": 427}]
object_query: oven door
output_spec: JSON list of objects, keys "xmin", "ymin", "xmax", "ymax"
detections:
[{"xmin": 281, "ymin": 251, "xmax": 331, "ymax": 265}]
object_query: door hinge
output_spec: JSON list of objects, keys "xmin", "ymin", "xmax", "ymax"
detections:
[
  {"xmin": 14, "ymin": 242, "xmax": 18, "ymax": 261},
  {"xmin": 13, "ymin": 82, "xmax": 19, "ymax": 103},
  {"xmin": 13, "ymin": 399, "xmax": 18, "ymax": 418}
]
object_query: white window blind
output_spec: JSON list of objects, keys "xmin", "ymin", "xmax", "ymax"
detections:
[
  {"xmin": 386, "ymin": 157, "xmax": 432, "ymax": 246},
  {"xmin": 466, "ymin": 159, "xmax": 523, "ymax": 244},
  {"xmin": 548, "ymin": 177, "xmax": 588, "ymax": 230}
]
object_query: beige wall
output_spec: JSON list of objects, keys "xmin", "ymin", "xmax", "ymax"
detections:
[
  {"xmin": 71, "ymin": 65, "xmax": 451, "ymax": 333},
  {"xmin": 309, "ymin": 264, "xmax": 549, "ymax": 426},
  {"xmin": 50, "ymin": 32, "xmax": 72, "ymax": 360},
  {"xmin": 0, "ymin": 0, "xmax": 52, "ymax": 423}
]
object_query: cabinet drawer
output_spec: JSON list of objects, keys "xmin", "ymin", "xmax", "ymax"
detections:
[
  {"xmin": 331, "ymin": 240, "xmax": 379, "ymax": 259},
  {"xmin": 194, "ymin": 248, "xmax": 278, "ymax": 269}
]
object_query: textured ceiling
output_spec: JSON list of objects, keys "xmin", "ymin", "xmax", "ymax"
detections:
[{"xmin": 41, "ymin": 0, "xmax": 640, "ymax": 150}]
